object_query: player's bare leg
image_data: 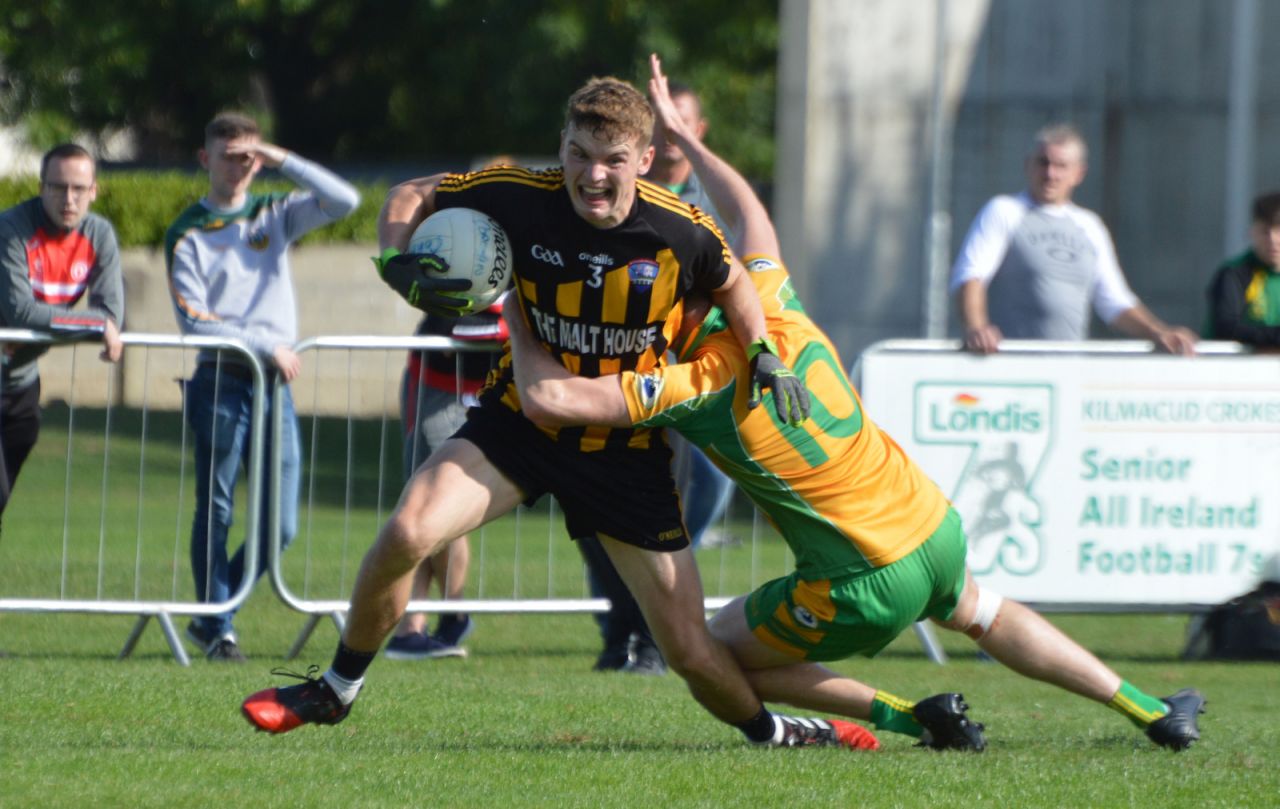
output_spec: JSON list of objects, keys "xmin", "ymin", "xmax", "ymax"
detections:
[
  {"xmin": 934, "ymin": 569, "xmax": 1204, "ymax": 749},
  {"xmin": 935, "ymin": 569, "xmax": 1120, "ymax": 700},
  {"xmin": 242, "ymin": 438, "xmax": 523, "ymax": 733},
  {"xmin": 600, "ymin": 537, "xmax": 759, "ymax": 722},
  {"xmin": 600, "ymin": 537, "xmax": 877, "ymax": 749},
  {"xmin": 342, "ymin": 438, "xmax": 523, "ymax": 653},
  {"xmin": 706, "ymin": 595, "xmax": 985, "ymax": 750},
  {"xmin": 386, "ymin": 536, "xmax": 470, "ymax": 658},
  {"xmin": 707, "ymin": 595, "xmax": 877, "ymax": 718}
]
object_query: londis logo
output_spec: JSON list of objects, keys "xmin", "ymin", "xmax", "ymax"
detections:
[
  {"xmin": 932, "ymin": 392, "xmax": 1041, "ymax": 433},
  {"xmin": 914, "ymin": 384, "xmax": 1052, "ymax": 440}
]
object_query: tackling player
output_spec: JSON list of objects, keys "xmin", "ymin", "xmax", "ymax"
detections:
[
  {"xmin": 502, "ymin": 54, "xmax": 1206, "ymax": 751},
  {"xmin": 243, "ymin": 71, "xmax": 884, "ymax": 750}
]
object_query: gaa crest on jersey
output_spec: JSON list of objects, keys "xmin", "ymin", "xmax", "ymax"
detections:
[
  {"xmin": 791, "ymin": 604, "xmax": 819, "ymax": 630},
  {"xmin": 636, "ymin": 372, "xmax": 664, "ymax": 410},
  {"xmin": 627, "ymin": 259, "xmax": 659, "ymax": 290}
]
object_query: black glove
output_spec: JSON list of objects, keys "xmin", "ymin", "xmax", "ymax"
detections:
[
  {"xmin": 748, "ymin": 337, "xmax": 810, "ymax": 425},
  {"xmin": 374, "ymin": 247, "xmax": 474, "ymax": 316}
]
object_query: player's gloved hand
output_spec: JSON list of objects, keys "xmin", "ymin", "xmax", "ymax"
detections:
[
  {"xmin": 373, "ymin": 247, "xmax": 474, "ymax": 316},
  {"xmin": 747, "ymin": 337, "xmax": 810, "ymax": 425}
]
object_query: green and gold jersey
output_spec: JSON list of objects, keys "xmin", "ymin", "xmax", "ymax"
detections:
[
  {"xmin": 436, "ymin": 166, "xmax": 731, "ymax": 451},
  {"xmin": 619, "ymin": 255, "xmax": 950, "ymax": 579}
]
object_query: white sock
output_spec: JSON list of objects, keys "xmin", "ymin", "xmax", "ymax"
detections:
[{"xmin": 321, "ymin": 669, "xmax": 363, "ymax": 705}]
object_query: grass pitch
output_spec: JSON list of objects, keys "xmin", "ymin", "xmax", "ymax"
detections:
[{"xmin": 1, "ymin": 408, "xmax": 1277, "ymax": 807}]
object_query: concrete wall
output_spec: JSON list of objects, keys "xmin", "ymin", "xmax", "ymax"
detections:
[
  {"xmin": 39, "ymin": 244, "xmax": 425, "ymax": 415},
  {"xmin": 777, "ymin": 0, "xmax": 1275, "ymax": 363}
]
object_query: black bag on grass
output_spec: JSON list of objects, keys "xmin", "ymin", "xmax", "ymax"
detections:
[{"xmin": 1183, "ymin": 580, "xmax": 1280, "ymax": 661}]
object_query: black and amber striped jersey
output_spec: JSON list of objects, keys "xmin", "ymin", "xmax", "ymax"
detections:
[{"xmin": 435, "ymin": 165, "xmax": 732, "ymax": 451}]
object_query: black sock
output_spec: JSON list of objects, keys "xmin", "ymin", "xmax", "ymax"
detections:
[
  {"xmin": 736, "ymin": 707, "xmax": 777, "ymax": 743},
  {"xmin": 330, "ymin": 641, "xmax": 378, "ymax": 682}
]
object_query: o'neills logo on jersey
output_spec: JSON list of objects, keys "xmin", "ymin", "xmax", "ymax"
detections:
[
  {"xmin": 526, "ymin": 303, "xmax": 660, "ymax": 357},
  {"xmin": 746, "ymin": 257, "xmax": 780, "ymax": 273},
  {"xmin": 914, "ymin": 384, "xmax": 1051, "ymax": 439},
  {"xmin": 627, "ymin": 259, "xmax": 659, "ymax": 289}
]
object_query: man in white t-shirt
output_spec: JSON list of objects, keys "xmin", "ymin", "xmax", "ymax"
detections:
[{"xmin": 950, "ymin": 124, "xmax": 1196, "ymax": 355}]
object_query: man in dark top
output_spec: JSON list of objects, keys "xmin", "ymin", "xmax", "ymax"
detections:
[{"xmin": 1205, "ymin": 191, "xmax": 1280, "ymax": 346}]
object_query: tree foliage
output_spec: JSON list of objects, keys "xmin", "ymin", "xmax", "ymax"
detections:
[{"xmin": 0, "ymin": 0, "xmax": 778, "ymax": 177}]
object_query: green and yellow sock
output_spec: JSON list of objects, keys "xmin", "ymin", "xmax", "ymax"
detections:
[
  {"xmin": 869, "ymin": 690, "xmax": 924, "ymax": 738},
  {"xmin": 1107, "ymin": 680, "xmax": 1169, "ymax": 729}
]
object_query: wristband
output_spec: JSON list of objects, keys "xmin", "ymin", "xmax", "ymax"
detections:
[
  {"xmin": 746, "ymin": 336, "xmax": 780, "ymax": 362},
  {"xmin": 373, "ymin": 246, "xmax": 401, "ymax": 275}
]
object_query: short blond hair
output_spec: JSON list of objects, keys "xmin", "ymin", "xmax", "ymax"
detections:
[
  {"xmin": 564, "ymin": 77, "xmax": 654, "ymax": 147},
  {"xmin": 1031, "ymin": 123, "xmax": 1087, "ymax": 163}
]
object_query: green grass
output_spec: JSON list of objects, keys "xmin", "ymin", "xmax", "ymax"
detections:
[{"xmin": 1, "ymin": 409, "xmax": 1277, "ymax": 807}]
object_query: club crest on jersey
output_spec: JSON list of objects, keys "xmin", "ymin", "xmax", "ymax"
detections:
[
  {"xmin": 248, "ymin": 228, "xmax": 270, "ymax": 251},
  {"xmin": 637, "ymin": 372, "xmax": 664, "ymax": 409},
  {"xmin": 791, "ymin": 604, "xmax": 819, "ymax": 630},
  {"xmin": 746, "ymin": 257, "xmax": 781, "ymax": 273},
  {"xmin": 627, "ymin": 259, "xmax": 659, "ymax": 289},
  {"xmin": 70, "ymin": 260, "xmax": 89, "ymax": 283}
]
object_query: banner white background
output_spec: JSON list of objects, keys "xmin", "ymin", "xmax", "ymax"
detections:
[{"xmin": 861, "ymin": 345, "xmax": 1280, "ymax": 606}]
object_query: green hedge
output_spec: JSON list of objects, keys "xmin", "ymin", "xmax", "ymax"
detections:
[{"xmin": 0, "ymin": 172, "xmax": 387, "ymax": 249}]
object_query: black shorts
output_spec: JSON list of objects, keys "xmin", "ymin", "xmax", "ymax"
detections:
[{"xmin": 454, "ymin": 403, "xmax": 690, "ymax": 552}]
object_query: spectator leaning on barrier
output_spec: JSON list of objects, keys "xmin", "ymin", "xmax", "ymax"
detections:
[
  {"xmin": 950, "ymin": 123, "xmax": 1197, "ymax": 356},
  {"xmin": 1204, "ymin": 191, "xmax": 1280, "ymax": 348},
  {"xmin": 0, "ymin": 144, "xmax": 124, "ymax": 534},
  {"xmin": 164, "ymin": 112, "xmax": 360, "ymax": 662}
]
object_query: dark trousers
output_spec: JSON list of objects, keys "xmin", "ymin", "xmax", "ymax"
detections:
[{"xmin": 0, "ymin": 377, "xmax": 42, "ymax": 524}]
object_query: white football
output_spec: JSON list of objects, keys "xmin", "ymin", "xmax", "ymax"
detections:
[{"xmin": 408, "ymin": 207, "xmax": 513, "ymax": 312}]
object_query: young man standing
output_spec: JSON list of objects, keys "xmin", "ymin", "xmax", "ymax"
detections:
[
  {"xmin": 241, "ymin": 75, "xmax": 870, "ymax": 752},
  {"xmin": 0, "ymin": 144, "xmax": 124, "ymax": 532},
  {"xmin": 166, "ymin": 113, "xmax": 360, "ymax": 662}
]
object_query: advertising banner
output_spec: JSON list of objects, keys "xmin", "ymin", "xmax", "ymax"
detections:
[{"xmin": 860, "ymin": 344, "xmax": 1280, "ymax": 606}]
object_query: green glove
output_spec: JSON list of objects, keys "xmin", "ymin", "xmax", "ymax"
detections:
[
  {"xmin": 747, "ymin": 337, "xmax": 810, "ymax": 425},
  {"xmin": 374, "ymin": 247, "xmax": 473, "ymax": 317}
]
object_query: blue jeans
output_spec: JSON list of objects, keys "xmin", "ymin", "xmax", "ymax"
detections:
[{"xmin": 185, "ymin": 364, "xmax": 299, "ymax": 638}]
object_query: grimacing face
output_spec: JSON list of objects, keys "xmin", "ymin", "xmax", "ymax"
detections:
[
  {"xmin": 1026, "ymin": 140, "xmax": 1086, "ymax": 206},
  {"xmin": 559, "ymin": 122, "xmax": 654, "ymax": 229},
  {"xmin": 40, "ymin": 156, "xmax": 97, "ymax": 231}
]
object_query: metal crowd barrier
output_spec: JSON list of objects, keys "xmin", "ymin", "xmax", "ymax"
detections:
[
  {"xmin": 0, "ymin": 330, "xmax": 267, "ymax": 665},
  {"xmin": 269, "ymin": 335, "xmax": 787, "ymax": 658}
]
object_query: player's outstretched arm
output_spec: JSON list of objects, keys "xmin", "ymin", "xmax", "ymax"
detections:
[
  {"xmin": 649, "ymin": 53, "xmax": 779, "ymax": 259},
  {"xmin": 504, "ymin": 304, "xmax": 632, "ymax": 428}
]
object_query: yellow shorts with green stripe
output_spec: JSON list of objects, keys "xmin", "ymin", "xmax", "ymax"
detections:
[{"xmin": 744, "ymin": 508, "xmax": 967, "ymax": 662}]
